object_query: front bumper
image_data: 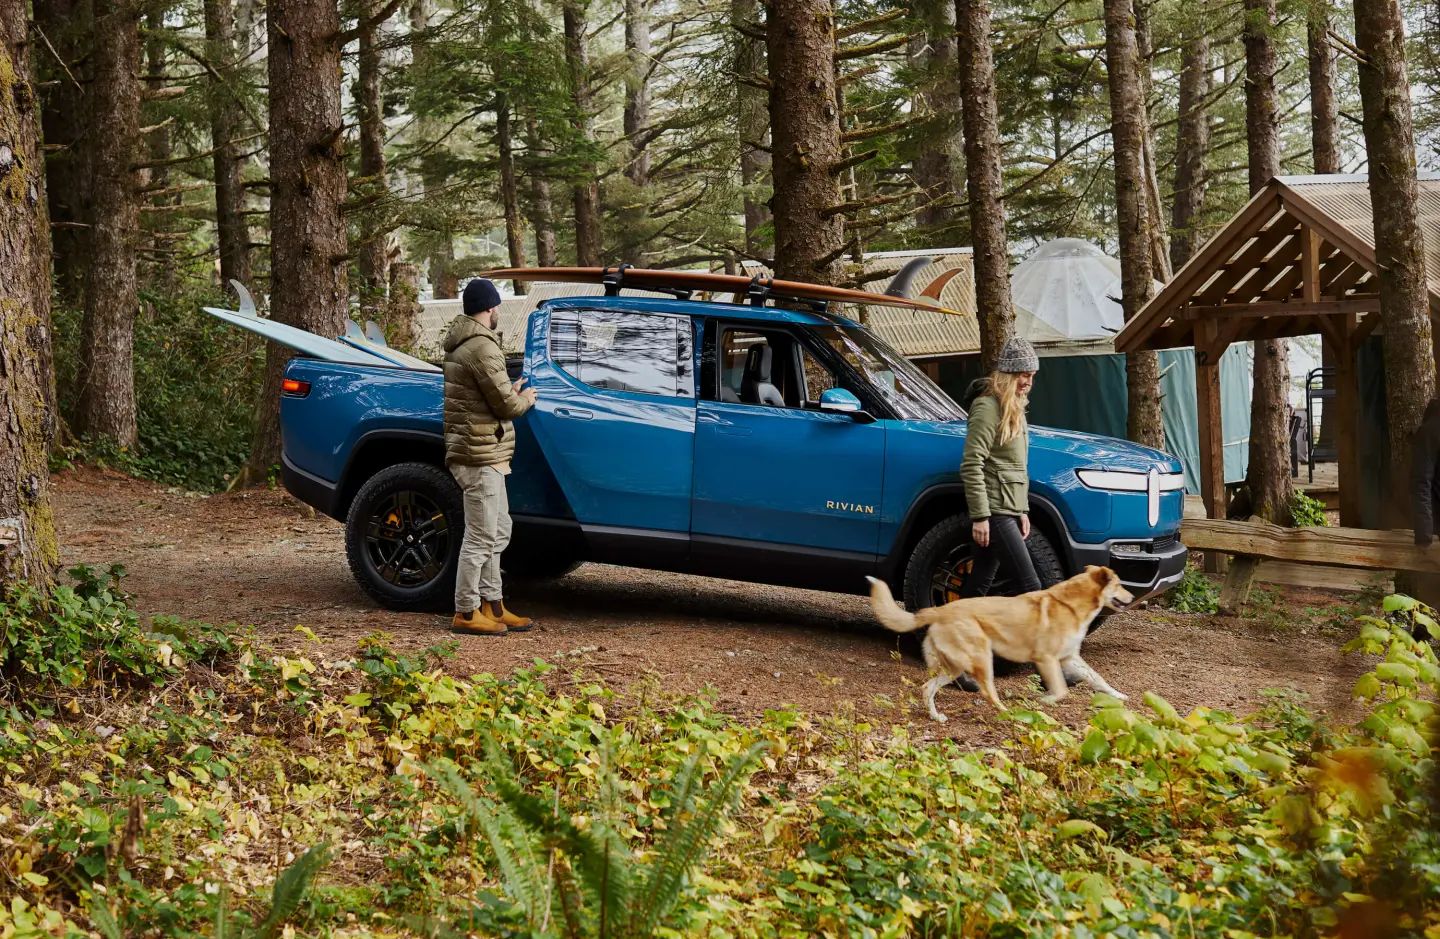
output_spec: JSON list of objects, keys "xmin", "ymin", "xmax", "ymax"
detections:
[{"xmin": 1069, "ymin": 532, "xmax": 1188, "ymax": 602}]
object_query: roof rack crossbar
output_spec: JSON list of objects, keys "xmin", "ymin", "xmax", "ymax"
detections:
[{"xmin": 602, "ymin": 262, "xmax": 694, "ymax": 301}]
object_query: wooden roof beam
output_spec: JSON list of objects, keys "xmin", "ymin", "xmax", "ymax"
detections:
[
  {"xmin": 1116, "ymin": 188, "xmax": 1285, "ymax": 353},
  {"xmin": 1179, "ymin": 298, "xmax": 1380, "ymax": 319},
  {"xmin": 1193, "ymin": 221, "xmax": 1300, "ymax": 305}
]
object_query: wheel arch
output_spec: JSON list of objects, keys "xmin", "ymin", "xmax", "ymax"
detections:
[
  {"xmin": 884, "ymin": 484, "xmax": 1077, "ymax": 587},
  {"xmin": 337, "ymin": 429, "xmax": 446, "ymax": 519}
]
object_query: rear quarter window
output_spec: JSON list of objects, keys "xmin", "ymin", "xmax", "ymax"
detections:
[{"xmin": 550, "ymin": 308, "xmax": 693, "ymax": 397}]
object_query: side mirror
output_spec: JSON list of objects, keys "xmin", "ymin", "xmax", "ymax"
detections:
[{"xmin": 819, "ymin": 388, "xmax": 875, "ymax": 424}]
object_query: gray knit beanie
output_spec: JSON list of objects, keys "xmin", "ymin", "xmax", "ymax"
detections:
[{"xmin": 996, "ymin": 336, "xmax": 1039, "ymax": 373}]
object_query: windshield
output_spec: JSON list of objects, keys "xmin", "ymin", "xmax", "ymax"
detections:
[{"xmin": 811, "ymin": 324, "xmax": 966, "ymax": 422}]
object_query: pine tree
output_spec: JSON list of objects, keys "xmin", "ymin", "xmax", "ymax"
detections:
[
  {"xmin": 247, "ymin": 0, "xmax": 349, "ymax": 480},
  {"xmin": 204, "ymin": 0, "xmax": 253, "ymax": 288},
  {"xmin": 77, "ymin": 0, "xmax": 142, "ymax": 448},
  {"xmin": 766, "ymin": 0, "xmax": 845, "ymax": 285},
  {"xmin": 1102, "ymin": 0, "xmax": 1164, "ymax": 448},
  {"xmin": 957, "ymin": 0, "xmax": 1014, "ymax": 372},
  {"xmin": 1241, "ymin": 0, "xmax": 1292, "ymax": 523},
  {"xmin": 1353, "ymin": 0, "xmax": 1437, "ymax": 519},
  {"xmin": 0, "ymin": 0, "xmax": 60, "ymax": 587}
]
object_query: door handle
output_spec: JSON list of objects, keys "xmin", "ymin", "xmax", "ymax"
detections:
[{"xmin": 555, "ymin": 407, "xmax": 593, "ymax": 421}]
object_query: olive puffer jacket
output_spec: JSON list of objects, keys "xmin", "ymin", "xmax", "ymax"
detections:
[
  {"xmin": 959, "ymin": 383, "xmax": 1030, "ymax": 520},
  {"xmin": 443, "ymin": 315, "xmax": 531, "ymax": 468}
]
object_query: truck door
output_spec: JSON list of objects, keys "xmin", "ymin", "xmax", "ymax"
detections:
[
  {"xmin": 691, "ymin": 322, "xmax": 885, "ymax": 562},
  {"xmin": 524, "ymin": 304, "xmax": 696, "ymax": 533}
]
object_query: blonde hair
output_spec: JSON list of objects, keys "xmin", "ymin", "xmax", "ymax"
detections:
[{"xmin": 986, "ymin": 371, "xmax": 1030, "ymax": 445}]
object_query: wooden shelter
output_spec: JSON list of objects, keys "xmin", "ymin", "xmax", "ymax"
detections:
[{"xmin": 1115, "ymin": 173, "xmax": 1440, "ymax": 527}]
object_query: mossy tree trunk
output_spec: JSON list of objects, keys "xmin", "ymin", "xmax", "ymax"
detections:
[{"xmin": 0, "ymin": 0, "xmax": 60, "ymax": 589}]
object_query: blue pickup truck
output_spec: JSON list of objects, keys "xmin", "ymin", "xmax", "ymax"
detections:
[{"xmin": 207, "ymin": 281, "xmax": 1187, "ymax": 614}]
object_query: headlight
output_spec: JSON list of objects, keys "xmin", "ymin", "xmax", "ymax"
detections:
[{"xmin": 1076, "ymin": 468, "xmax": 1186, "ymax": 526}]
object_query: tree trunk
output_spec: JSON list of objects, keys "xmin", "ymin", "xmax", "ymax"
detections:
[
  {"xmin": 77, "ymin": 0, "xmax": 141, "ymax": 448},
  {"xmin": 410, "ymin": 0, "xmax": 455, "ymax": 297},
  {"xmin": 246, "ymin": 0, "xmax": 348, "ymax": 480},
  {"xmin": 0, "ymin": 0, "xmax": 60, "ymax": 588},
  {"xmin": 143, "ymin": 9, "xmax": 176, "ymax": 288},
  {"xmin": 33, "ymin": 0, "xmax": 89, "ymax": 304},
  {"xmin": 733, "ymin": 0, "xmax": 771, "ymax": 257},
  {"xmin": 1241, "ymin": 0, "xmax": 1292, "ymax": 523},
  {"xmin": 497, "ymin": 94, "xmax": 528, "ymax": 294},
  {"xmin": 957, "ymin": 0, "xmax": 1014, "ymax": 371},
  {"xmin": 1354, "ymin": 0, "xmax": 1436, "ymax": 523},
  {"xmin": 1133, "ymin": 0, "xmax": 1170, "ymax": 280},
  {"xmin": 1102, "ymin": 0, "xmax": 1164, "ymax": 448},
  {"xmin": 384, "ymin": 261, "xmax": 421, "ymax": 353},
  {"xmin": 767, "ymin": 0, "xmax": 844, "ymax": 285},
  {"xmin": 525, "ymin": 116, "xmax": 558, "ymax": 267},
  {"xmin": 620, "ymin": 0, "xmax": 650, "ymax": 263},
  {"xmin": 1309, "ymin": 2, "xmax": 1340, "ymax": 175},
  {"xmin": 203, "ymin": 0, "xmax": 251, "ymax": 288},
  {"xmin": 563, "ymin": 0, "xmax": 602, "ymax": 266},
  {"xmin": 1309, "ymin": 0, "xmax": 1339, "ymax": 450},
  {"xmin": 355, "ymin": 0, "xmax": 388, "ymax": 312},
  {"xmin": 1170, "ymin": 24, "xmax": 1210, "ymax": 269},
  {"xmin": 913, "ymin": 0, "xmax": 961, "ymax": 231}
]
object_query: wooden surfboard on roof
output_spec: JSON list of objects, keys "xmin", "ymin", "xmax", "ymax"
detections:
[{"xmin": 479, "ymin": 266, "xmax": 967, "ymax": 317}]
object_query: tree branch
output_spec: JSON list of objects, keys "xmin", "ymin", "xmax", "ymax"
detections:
[
  {"xmin": 836, "ymin": 33, "xmax": 912, "ymax": 61},
  {"xmin": 332, "ymin": 0, "xmax": 408, "ymax": 47},
  {"xmin": 836, "ymin": 9, "xmax": 908, "ymax": 40}
]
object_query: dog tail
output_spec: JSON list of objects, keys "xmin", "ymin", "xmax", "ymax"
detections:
[{"xmin": 865, "ymin": 576, "xmax": 925, "ymax": 633}]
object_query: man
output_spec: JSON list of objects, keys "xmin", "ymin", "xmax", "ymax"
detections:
[{"xmin": 444, "ymin": 277, "xmax": 537, "ymax": 635}]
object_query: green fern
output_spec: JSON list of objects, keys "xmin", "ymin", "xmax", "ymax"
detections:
[
  {"xmin": 204, "ymin": 843, "xmax": 329, "ymax": 939},
  {"xmin": 430, "ymin": 737, "xmax": 767, "ymax": 938}
]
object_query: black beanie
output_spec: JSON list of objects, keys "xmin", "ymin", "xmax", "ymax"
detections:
[{"xmin": 462, "ymin": 278, "xmax": 502, "ymax": 315}]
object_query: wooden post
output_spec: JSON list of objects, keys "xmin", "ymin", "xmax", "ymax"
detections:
[
  {"xmin": 1300, "ymin": 225, "xmax": 1322, "ymax": 304},
  {"xmin": 1195, "ymin": 320, "xmax": 1227, "ymax": 573},
  {"xmin": 1328, "ymin": 314, "xmax": 1362, "ymax": 526},
  {"xmin": 920, "ymin": 360, "xmax": 941, "ymax": 381},
  {"xmin": 1195, "ymin": 321, "xmax": 1226, "ymax": 520}
]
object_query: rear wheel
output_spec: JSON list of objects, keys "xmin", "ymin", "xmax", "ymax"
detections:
[{"xmin": 345, "ymin": 462, "xmax": 464, "ymax": 611}]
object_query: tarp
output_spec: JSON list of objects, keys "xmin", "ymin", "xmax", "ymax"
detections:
[{"xmin": 1011, "ymin": 238, "xmax": 1129, "ymax": 347}]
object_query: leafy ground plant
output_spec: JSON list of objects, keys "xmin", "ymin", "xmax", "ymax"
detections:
[
  {"xmin": 1, "ymin": 577, "xmax": 1436, "ymax": 937},
  {"xmin": 1162, "ymin": 566, "xmax": 1220, "ymax": 614}
]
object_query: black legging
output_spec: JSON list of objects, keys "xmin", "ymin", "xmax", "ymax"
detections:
[{"xmin": 962, "ymin": 514, "xmax": 1042, "ymax": 598}]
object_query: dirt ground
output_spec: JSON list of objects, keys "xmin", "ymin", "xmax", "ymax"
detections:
[{"xmin": 54, "ymin": 467, "xmax": 1377, "ymax": 742}]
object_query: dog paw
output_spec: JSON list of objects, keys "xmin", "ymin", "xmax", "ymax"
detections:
[
  {"xmin": 1040, "ymin": 694, "xmax": 1064, "ymax": 705},
  {"xmin": 931, "ymin": 712, "xmax": 949, "ymax": 723},
  {"xmin": 1109, "ymin": 690, "xmax": 1129, "ymax": 701}
]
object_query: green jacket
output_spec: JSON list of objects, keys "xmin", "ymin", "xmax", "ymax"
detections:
[
  {"xmin": 443, "ymin": 315, "xmax": 531, "ymax": 468},
  {"xmin": 960, "ymin": 393, "xmax": 1029, "ymax": 519}
]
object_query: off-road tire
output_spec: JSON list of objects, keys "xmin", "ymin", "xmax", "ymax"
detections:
[
  {"xmin": 901, "ymin": 514, "xmax": 1066, "ymax": 612},
  {"xmin": 345, "ymin": 462, "xmax": 465, "ymax": 611}
]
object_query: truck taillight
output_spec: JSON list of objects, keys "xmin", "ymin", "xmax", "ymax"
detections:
[{"xmin": 281, "ymin": 378, "xmax": 310, "ymax": 397}]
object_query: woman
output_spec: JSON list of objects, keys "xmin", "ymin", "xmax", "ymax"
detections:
[{"xmin": 959, "ymin": 337, "xmax": 1041, "ymax": 598}]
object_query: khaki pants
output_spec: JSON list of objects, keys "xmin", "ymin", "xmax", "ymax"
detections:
[{"xmin": 451, "ymin": 463, "xmax": 512, "ymax": 611}]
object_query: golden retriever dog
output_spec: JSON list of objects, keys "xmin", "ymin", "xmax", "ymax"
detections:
[{"xmin": 866, "ymin": 567, "xmax": 1134, "ymax": 722}]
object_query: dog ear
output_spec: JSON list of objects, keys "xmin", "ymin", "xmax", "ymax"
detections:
[{"xmin": 1089, "ymin": 566, "xmax": 1110, "ymax": 586}]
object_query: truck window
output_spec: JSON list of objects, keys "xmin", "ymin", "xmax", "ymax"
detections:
[
  {"xmin": 550, "ymin": 308, "xmax": 693, "ymax": 398},
  {"xmin": 717, "ymin": 328, "xmax": 810, "ymax": 406}
]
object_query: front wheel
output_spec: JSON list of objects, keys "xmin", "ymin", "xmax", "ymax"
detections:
[
  {"xmin": 345, "ymin": 462, "xmax": 465, "ymax": 611},
  {"xmin": 901, "ymin": 514, "xmax": 1066, "ymax": 613}
]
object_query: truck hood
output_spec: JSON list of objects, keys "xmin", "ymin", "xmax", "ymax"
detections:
[
  {"xmin": 1029, "ymin": 424, "xmax": 1182, "ymax": 473},
  {"xmin": 904, "ymin": 418, "xmax": 1182, "ymax": 474}
]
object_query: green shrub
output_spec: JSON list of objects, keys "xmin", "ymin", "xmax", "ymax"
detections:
[
  {"xmin": 1, "ymin": 587, "xmax": 1436, "ymax": 938},
  {"xmin": 1163, "ymin": 566, "xmax": 1220, "ymax": 613},
  {"xmin": 51, "ymin": 285, "xmax": 264, "ymax": 491},
  {"xmin": 1290, "ymin": 489, "xmax": 1330, "ymax": 527},
  {"xmin": 0, "ymin": 564, "xmax": 235, "ymax": 705}
]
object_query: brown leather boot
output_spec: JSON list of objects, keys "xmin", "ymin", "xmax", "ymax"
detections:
[
  {"xmin": 486, "ymin": 600, "xmax": 533, "ymax": 631},
  {"xmin": 452, "ymin": 608, "xmax": 505, "ymax": 636}
]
